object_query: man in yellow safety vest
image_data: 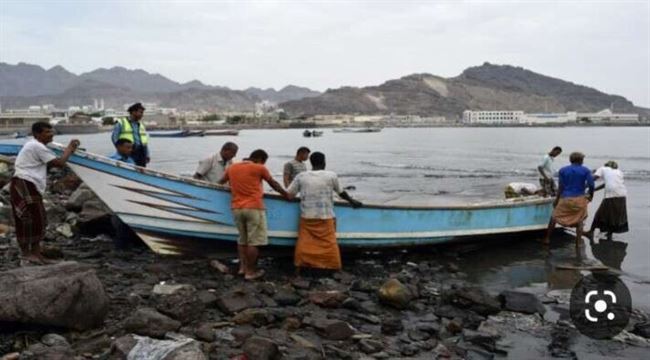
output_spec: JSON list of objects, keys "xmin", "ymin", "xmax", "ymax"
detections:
[{"xmin": 112, "ymin": 103, "xmax": 150, "ymax": 167}]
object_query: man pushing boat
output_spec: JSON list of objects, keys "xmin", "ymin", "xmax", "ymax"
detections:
[{"xmin": 10, "ymin": 122, "xmax": 79, "ymax": 266}]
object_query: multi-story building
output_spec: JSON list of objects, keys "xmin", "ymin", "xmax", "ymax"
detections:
[{"xmin": 462, "ymin": 110, "xmax": 524, "ymax": 124}]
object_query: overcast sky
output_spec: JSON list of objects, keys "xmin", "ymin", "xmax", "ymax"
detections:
[{"xmin": 1, "ymin": 1, "xmax": 648, "ymax": 106}]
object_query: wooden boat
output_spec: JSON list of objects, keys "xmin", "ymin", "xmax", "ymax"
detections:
[
  {"xmin": 203, "ymin": 130, "xmax": 239, "ymax": 136},
  {"xmin": 312, "ymin": 130, "xmax": 324, "ymax": 137},
  {"xmin": 333, "ymin": 127, "xmax": 382, "ymax": 133},
  {"xmin": 303, "ymin": 130, "xmax": 312, "ymax": 137},
  {"xmin": 0, "ymin": 143, "xmax": 553, "ymax": 256}
]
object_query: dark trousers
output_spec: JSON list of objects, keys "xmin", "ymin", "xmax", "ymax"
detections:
[{"xmin": 131, "ymin": 145, "xmax": 148, "ymax": 167}]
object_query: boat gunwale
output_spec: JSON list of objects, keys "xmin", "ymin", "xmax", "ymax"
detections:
[{"xmin": 46, "ymin": 142, "xmax": 553, "ymax": 211}]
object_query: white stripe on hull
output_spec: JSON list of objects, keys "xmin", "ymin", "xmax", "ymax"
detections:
[{"xmin": 69, "ymin": 163, "xmax": 206, "ymax": 223}]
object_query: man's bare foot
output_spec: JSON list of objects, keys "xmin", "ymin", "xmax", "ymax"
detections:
[
  {"xmin": 20, "ymin": 255, "xmax": 44, "ymax": 266},
  {"xmin": 36, "ymin": 253, "xmax": 59, "ymax": 265},
  {"xmin": 245, "ymin": 269, "xmax": 265, "ymax": 281}
]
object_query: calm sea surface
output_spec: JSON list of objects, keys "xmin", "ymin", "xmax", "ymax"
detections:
[{"xmin": 38, "ymin": 127, "xmax": 650, "ymax": 310}]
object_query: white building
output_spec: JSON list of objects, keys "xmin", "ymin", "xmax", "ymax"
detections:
[
  {"xmin": 462, "ymin": 110, "xmax": 524, "ymax": 124},
  {"xmin": 522, "ymin": 112, "xmax": 577, "ymax": 124},
  {"xmin": 577, "ymin": 109, "xmax": 639, "ymax": 123}
]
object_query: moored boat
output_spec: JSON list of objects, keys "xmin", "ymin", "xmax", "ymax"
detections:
[
  {"xmin": 203, "ymin": 130, "xmax": 240, "ymax": 136},
  {"xmin": 333, "ymin": 127, "xmax": 382, "ymax": 133},
  {"xmin": 303, "ymin": 130, "xmax": 312, "ymax": 137},
  {"xmin": 0, "ymin": 143, "xmax": 553, "ymax": 256},
  {"xmin": 149, "ymin": 130, "xmax": 205, "ymax": 138}
]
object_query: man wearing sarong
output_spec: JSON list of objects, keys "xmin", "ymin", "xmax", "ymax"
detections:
[
  {"xmin": 287, "ymin": 152, "xmax": 362, "ymax": 273},
  {"xmin": 219, "ymin": 149, "xmax": 288, "ymax": 281},
  {"xmin": 543, "ymin": 152, "xmax": 594, "ymax": 245},
  {"xmin": 537, "ymin": 146, "xmax": 562, "ymax": 196},
  {"xmin": 11, "ymin": 122, "xmax": 79, "ymax": 265},
  {"xmin": 586, "ymin": 161, "xmax": 628, "ymax": 241}
]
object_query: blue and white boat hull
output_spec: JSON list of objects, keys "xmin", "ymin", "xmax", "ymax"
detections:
[{"xmin": 0, "ymin": 143, "xmax": 553, "ymax": 255}]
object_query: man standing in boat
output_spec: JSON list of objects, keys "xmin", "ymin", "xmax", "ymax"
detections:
[
  {"xmin": 544, "ymin": 152, "xmax": 594, "ymax": 246},
  {"xmin": 112, "ymin": 103, "xmax": 149, "ymax": 167},
  {"xmin": 219, "ymin": 149, "xmax": 289, "ymax": 281},
  {"xmin": 194, "ymin": 142, "xmax": 239, "ymax": 183},
  {"xmin": 11, "ymin": 122, "xmax": 80, "ymax": 265},
  {"xmin": 287, "ymin": 152, "xmax": 362, "ymax": 274},
  {"xmin": 537, "ymin": 146, "xmax": 562, "ymax": 196},
  {"xmin": 283, "ymin": 147, "xmax": 310, "ymax": 187}
]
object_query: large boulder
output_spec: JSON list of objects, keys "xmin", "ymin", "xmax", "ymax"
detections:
[{"xmin": 0, "ymin": 261, "xmax": 108, "ymax": 330}]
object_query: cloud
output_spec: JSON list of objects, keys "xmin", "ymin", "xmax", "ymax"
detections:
[{"xmin": 1, "ymin": 0, "xmax": 648, "ymax": 106}]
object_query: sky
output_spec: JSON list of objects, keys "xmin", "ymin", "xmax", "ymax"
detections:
[{"xmin": 1, "ymin": 0, "xmax": 649, "ymax": 107}]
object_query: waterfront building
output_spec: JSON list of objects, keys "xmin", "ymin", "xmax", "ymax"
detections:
[
  {"xmin": 577, "ymin": 109, "xmax": 639, "ymax": 123},
  {"xmin": 462, "ymin": 110, "xmax": 524, "ymax": 124}
]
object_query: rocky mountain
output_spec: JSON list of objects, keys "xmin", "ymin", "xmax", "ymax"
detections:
[
  {"xmin": 0, "ymin": 63, "xmax": 78, "ymax": 97},
  {"xmin": 281, "ymin": 63, "xmax": 645, "ymax": 118},
  {"xmin": 0, "ymin": 63, "xmax": 317, "ymax": 111},
  {"xmin": 245, "ymin": 85, "xmax": 321, "ymax": 103}
]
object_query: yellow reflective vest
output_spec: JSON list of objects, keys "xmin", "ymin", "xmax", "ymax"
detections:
[{"xmin": 117, "ymin": 117, "xmax": 148, "ymax": 145}]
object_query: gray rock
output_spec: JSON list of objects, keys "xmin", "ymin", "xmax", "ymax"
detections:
[
  {"xmin": 233, "ymin": 308, "xmax": 274, "ymax": 326},
  {"xmin": 77, "ymin": 199, "xmax": 113, "ymax": 236},
  {"xmin": 216, "ymin": 288, "xmax": 263, "ymax": 314},
  {"xmin": 0, "ymin": 261, "xmax": 108, "ymax": 330},
  {"xmin": 443, "ymin": 286, "xmax": 501, "ymax": 316},
  {"xmin": 381, "ymin": 316, "xmax": 403, "ymax": 335},
  {"xmin": 308, "ymin": 290, "xmax": 347, "ymax": 308},
  {"xmin": 243, "ymin": 336, "xmax": 279, "ymax": 360},
  {"xmin": 65, "ymin": 186, "xmax": 96, "ymax": 212},
  {"xmin": 359, "ymin": 339, "xmax": 384, "ymax": 354},
  {"xmin": 18, "ymin": 343, "xmax": 74, "ymax": 360},
  {"xmin": 40, "ymin": 334, "xmax": 70, "ymax": 348},
  {"xmin": 632, "ymin": 321, "xmax": 650, "ymax": 338},
  {"xmin": 498, "ymin": 290, "xmax": 546, "ymax": 315},
  {"xmin": 273, "ymin": 286, "xmax": 301, "ymax": 306},
  {"xmin": 123, "ymin": 308, "xmax": 182, "ymax": 338},
  {"xmin": 197, "ymin": 290, "xmax": 218, "ymax": 306},
  {"xmin": 311, "ymin": 318, "xmax": 355, "ymax": 340},
  {"xmin": 155, "ymin": 286, "xmax": 205, "ymax": 324}
]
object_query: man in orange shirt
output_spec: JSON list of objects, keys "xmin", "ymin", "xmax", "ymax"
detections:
[{"xmin": 219, "ymin": 149, "xmax": 288, "ymax": 280}]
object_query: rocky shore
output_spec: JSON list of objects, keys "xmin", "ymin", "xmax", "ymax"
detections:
[{"xmin": 1, "ymin": 161, "xmax": 649, "ymax": 359}]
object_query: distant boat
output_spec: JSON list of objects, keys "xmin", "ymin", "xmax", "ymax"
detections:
[
  {"xmin": 0, "ymin": 143, "xmax": 555, "ymax": 256},
  {"xmin": 54, "ymin": 123, "xmax": 103, "ymax": 135},
  {"xmin": 149, "ymin": 130, "xmax": 205, "ymax": 138},
  {"xmin": 303, "ymin": 130, "xmax": 312, "ymax": 137},
  {"xmin": 333, "ymin": 127, "xmax": 382, "ymax": 133},
  {"xmin": 204, "ymin": 130, "xmax": 239, "ymax": 136}
]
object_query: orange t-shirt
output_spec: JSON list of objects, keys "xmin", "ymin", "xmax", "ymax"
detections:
[{"xmin": 224, "ymin": 161, "xmax": 273, "ymax": 209}]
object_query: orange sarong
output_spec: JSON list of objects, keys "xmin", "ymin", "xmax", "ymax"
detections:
[
  {"xmin": 553, "ymin": 196, "xmax": 589, "ymax": 227},
  {"xmin": 294, "ymin": 218, "xmax": 341, "ymax": 270}
]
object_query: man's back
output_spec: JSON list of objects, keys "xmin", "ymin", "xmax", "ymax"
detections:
[
  {"xmin": 226, "ymin": 161, "xmax": 272, "ymax": 209},
  {"xmin": 559, "ymin": 164, "xmax": 594, "ymax": 198},
  {"xmin": 290, "ymin": 170, "xmax": 341, "ymax": 219}
]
